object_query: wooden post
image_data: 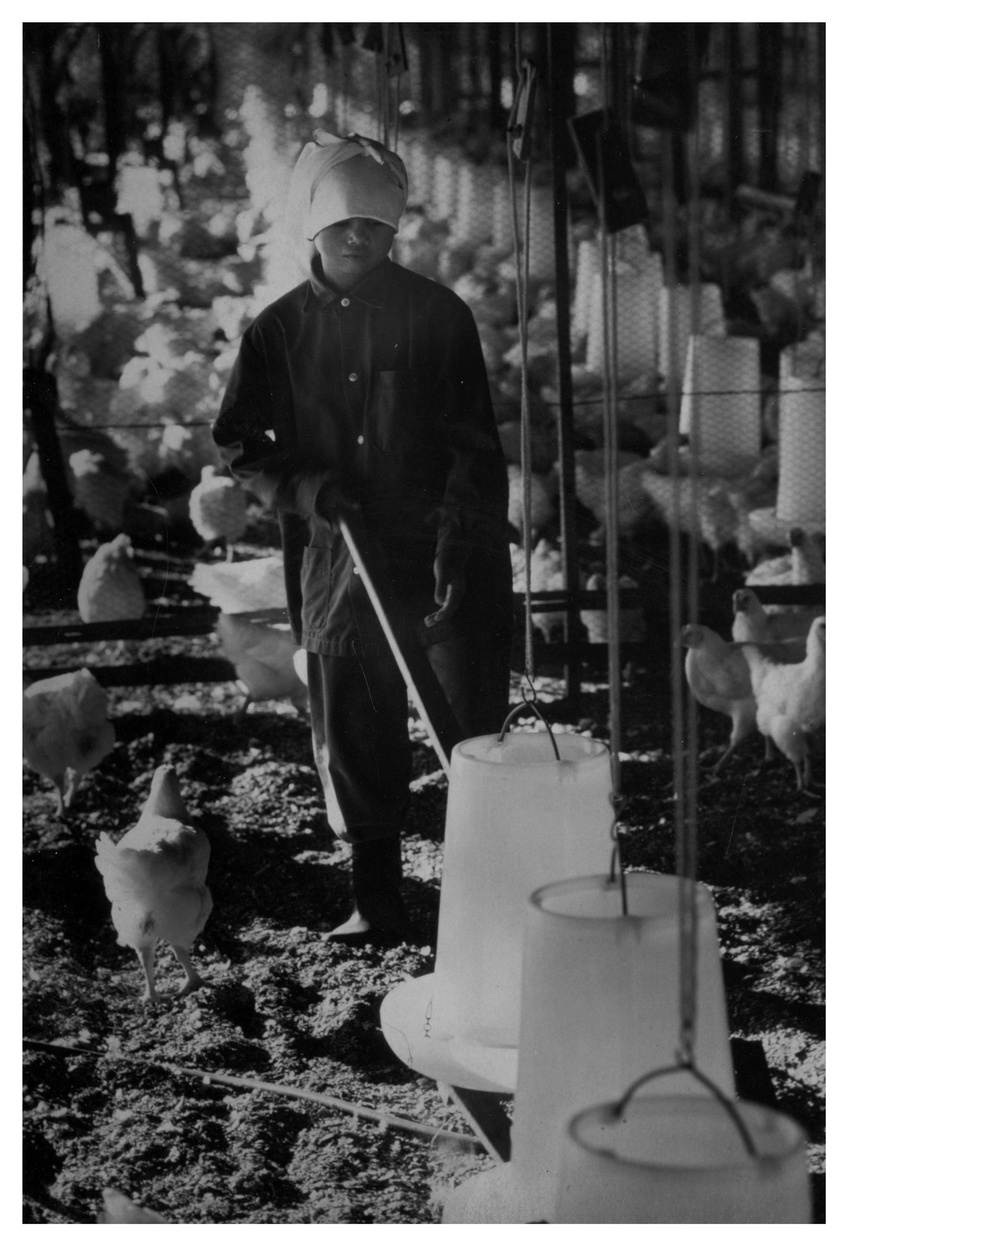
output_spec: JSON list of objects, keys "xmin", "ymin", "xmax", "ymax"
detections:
[
  {"xmin": 98, "ymin": 24, "xmax": 127, "ymax": 177},
  {"xmin": 23, "ymin": 364, "xmax": 83, "ymax": 597},
  {"xmin": 486, "ymin": 22, "xmax": 505, "ymax": 138},
  {"xmin": 756, "ymin": 22, "xmax": 782, "ymax": 192},
  {"xmin": 545, "ymin": 22, "xmax": 582, "ymax": 707},
  {"xmin": 723, "ymin": 23, "xmax": 743, "ymax": 219},
  {"xmin": 817, "ymin": 22, "xmax": 825, "ymax": 178}
]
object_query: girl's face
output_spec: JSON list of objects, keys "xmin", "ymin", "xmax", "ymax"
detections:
[{"xmin": 314, "ymin": 217, "xmax": 395, "ymax": 291}]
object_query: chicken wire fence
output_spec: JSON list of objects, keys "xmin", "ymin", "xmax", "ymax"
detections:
[{"xmin": 23, "ymin": 22, "xmax": 824, "ymax": 631}]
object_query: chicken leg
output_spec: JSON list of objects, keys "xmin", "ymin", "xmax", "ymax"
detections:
[
  {"xmin": 134, "ymin": 945, "xmax": 162, "ymax": 1004},
  {"xmin": 798, "ymin": 750, "xmax": 824, "ymax": 799},
  {"xmin": 170, "ymin": 945, "xmax": 205, "ymax": 996},
  {"xmin": 64, "ymin": 768, "xmax": 82, "ymax": 809},
  {"xmin": 711, "ymin": 702, "xmax": 757, "ymax": 774}
]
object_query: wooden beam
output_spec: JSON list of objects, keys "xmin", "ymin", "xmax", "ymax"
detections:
[
  {"xmin": 23, "ymin": 656, "xmax": 238, "ymax": 688},
  {"xmin": 23, "ymin": 366, "xmax": 83, "ymax": 595},
  {"xmin": 21, "ymin": 607, "xmax": 287, "ymax": 647}
]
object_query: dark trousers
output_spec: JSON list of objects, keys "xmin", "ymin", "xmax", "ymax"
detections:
[{"xmin": 306, "ymin": 633, "xmax": 510, "ymax": 845}]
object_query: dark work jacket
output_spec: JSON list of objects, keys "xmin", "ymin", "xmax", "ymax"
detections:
[{"xmin": 213, "ymin": 257, "xmax": 512, "ymax": 656}]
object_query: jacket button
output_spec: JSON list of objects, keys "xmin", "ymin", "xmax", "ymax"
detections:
[
  {"xmin": 356, "ymin": 434, "xmax": 364, "ymax": 445},
  {"xmin": 341, "ymin": 297, "xmax": 350, "ymax": 307},
  {"xmin": 352, "ymin": 566, "xmax": 360, "ymax": 575},
  {"xmin": 348, "ymin": 372, "xmax": 358, "ymax": 382}
]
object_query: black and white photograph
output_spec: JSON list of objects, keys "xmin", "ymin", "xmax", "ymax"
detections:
[{"xmin": 23, "ymin": 20, "xmax": 832, "ymax": 1226}]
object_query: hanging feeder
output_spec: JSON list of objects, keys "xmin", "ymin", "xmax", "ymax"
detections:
[
  {"xmin": 585, "ymin": 250, "xmax": 661, "ymax": 382},
  {"xmin": 443, "ymin": 871, "xmax": 734, "ymax": 1224},
  {"xmin": 554, "ymin": 1092, "xmax": 811, "ymax": 1223},
  {"xmin": 380, "ymin": 709, "xmax": 614, "ymax": 1093},
  {"xmin": 657, "ymin": 283, "xmax": 726, "ymax": 390},
  {"xmin": 430, "ymin": 716, "xmax": 615, "ymax": 1050},
  {"xmin": 679, "ymin": 335, "xmax": 762, "ymax": 475},
  {"xmin": 776, "ymin": 339, "xmax": 825, "ymax": 527}
]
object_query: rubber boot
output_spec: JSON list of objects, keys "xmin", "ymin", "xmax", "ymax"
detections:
[{"xmin": 330, "ymin": 835, "xmax": 410, "ymax": 943}]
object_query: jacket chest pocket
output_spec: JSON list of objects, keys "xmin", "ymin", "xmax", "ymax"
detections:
[{"xmin": 369, "ymin": 368, "xmax": 421, "ymax": 454}]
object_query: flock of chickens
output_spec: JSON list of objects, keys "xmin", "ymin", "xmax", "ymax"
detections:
[
  {"xmin": 24, "ymin": 142, "xmax": 825, "ymax": 1017},
  {"xmin": 23, "ymin": 530, "xmax": 823, "ymax": 1014},
  {"xmin": 24, "ymin": 407, "xmax": 826, "ymax": 1008},
  {"xmin": 682, "ymin": 580, "xmax": 825, "ymax": 795},
  {"xmin": 23, "ymin": 468, "xmax": 284, "ymax": 1005}
]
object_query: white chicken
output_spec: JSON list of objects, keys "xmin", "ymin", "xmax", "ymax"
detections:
[
  {"xmin": 789, "ymin": 526, "xmax": 826, "ymax": 584},
  {"xmin": 507, "ymin": 464, "xmax": 555, "ymax": 544},
  {"xmin": 190, "ymin": 554, "xmax": 286, "ymax": 613},
  {"xmin": 731, "ymin": 587, "xmax": 820, "ymax": 661},
  {"xmin": 94, "ymin": 765, "xmax": 212, "ymax": 1003},
  {"xmin": 640, "ymin": 470, "xmax": 742, "ymax": 577},
  {"xmin": 511, "ymin": 539, "xmax": 576, "ymax": 644},
  {"xmin": 23, "ymin": 669, "xmax": 115, "ymax": 815},
  {"xmin": 573, "ymin": 451, "xmax": 652, "ymax": 542},
  {"xmin": 216, "ymin": 615, "xmax": 309, "ymax": 718},
  {"xmin": 189, "ymin": 464, "xmax": 248, "ymax": 559},
  {"xmin": 158, "ymin": 421, "xmax": 218, "ymax": 480},
  {"xmin": 190, "ymin": 557, "xmax": 308, "ymax": 716},
  {"xmin": 580, "ymin": 573, "xmax": 647, "ymax": 644},
  {"xmin": 97, "ymin": 1190, "xmax": 168, "ymax": 1224},
  {"xmin": 66, "ymin": 448, "xmax": 134, "ymax": 536},
  {"xmin": 679, "ymin": 624, "xmax": 757, "ymax": 773},
  {"xmin": 741, "ymin": 616, "xmax": 826, "ymax": 795},
  {"xmin": 77, "ymin": 535, "xmax": 145, "ymax": 623},
  {"xmin": 746, "ymin": 527, "xmax": 826, "ymax": 589},
  {"xmin": 496, "ymin": 419, "xmax": 557, "ymax": 472}
]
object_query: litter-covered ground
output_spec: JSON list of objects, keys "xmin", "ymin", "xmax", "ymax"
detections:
[{"xmin": 23, "ymin": 544, "xmax": 825, "ymax": 1224}]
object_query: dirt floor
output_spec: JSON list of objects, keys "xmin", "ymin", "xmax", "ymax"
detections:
[{"xmin": 22, "ymin": 529, "xmax": 825, "ymax": 1225}]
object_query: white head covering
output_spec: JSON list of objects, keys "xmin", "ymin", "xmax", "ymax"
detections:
[{"xmin": 287, "ymin": 130, "xmax": 409, "ymax": 241}]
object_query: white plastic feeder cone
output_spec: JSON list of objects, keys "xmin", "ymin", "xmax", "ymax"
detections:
[
  {"xmin": 430, "ymin": 733, "xmax": 614, "ymax": 1051},
  {"xmin": 585, "ymin": 258, "xmax": 661, "ymax": 383},
  {"xmin": 526, "ymin": 185, "xmax": 557, "ymax": 281},
  {"xmin": 679, "ymin": 336, "xmax": 762, "ymax": 475},
  {"xmin": 554, "ymin": 1095, "xmax": 811, "ymax": 1223},
  {"xmin": 443, "ymin": 872, "xmax": 735, "ymax": 1224},
  {"xmin": 379, "ymin": 732, "xmax": 615, "ymax": 1095},
  {"xmin": 658, "ymin": 284, "xmax": 725, "ymax": 388},
  {"xmin": 776, "ymin": 340, "xmax": 826, "ymax": 527},
  {"xmin": 571, "ymin": 238, "xmax": 599, "ymax": 347}
]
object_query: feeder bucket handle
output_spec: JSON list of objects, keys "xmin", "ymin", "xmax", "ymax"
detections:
[
  {"xmin": 498, "ymin": 699, "xmax": 561, "ymax": 761},
  {"xmin": 613, "ymin": 1060, "xmax": 758, "ymax": 1158}
]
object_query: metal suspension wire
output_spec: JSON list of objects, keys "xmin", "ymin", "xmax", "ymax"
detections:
[
  {"xmin": 507, "ymin": 34, "xmax": 537, "ymax": 685},
  {"xmin": 676, "ymin": 29, "xmax": 706, "ymax": 1066},
  {"xmin": 597, "ymin": 23, "xmax": 624, "ymax": 796}
]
